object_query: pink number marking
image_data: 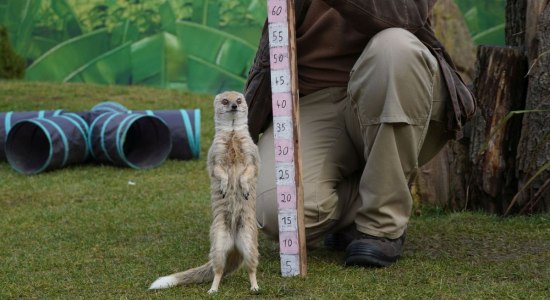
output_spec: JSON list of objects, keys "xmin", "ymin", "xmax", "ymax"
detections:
[
  {"xmin": 270, "ymin": 47, "xmax": 289, "ymax": 70},
  {"xmin": 279, "ymin": 231, "xmax": 299, "ymax": 254},
  {"xmin": 268, "ymin": 0, "xmax": 287, "ymax": 23},
  {"xmin": 277, "ymin": 185, "xmax": 296, "ymax": 209},
  {"xmin": 272, "ymin": 92, "xmax": 292, "ymax": 116},
  {"xmin": 274, "ymin": 139, "xmax": 294, "ymax": 163}
]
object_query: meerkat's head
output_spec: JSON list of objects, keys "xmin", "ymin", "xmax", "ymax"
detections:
[{"xmin": 213, "ymin": 91, "xmax": 248, "ymax": 130}]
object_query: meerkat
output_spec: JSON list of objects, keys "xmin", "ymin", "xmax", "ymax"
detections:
[{"xmin": 149, "ymin": 91, "xmax": 260, "ymax": 294}]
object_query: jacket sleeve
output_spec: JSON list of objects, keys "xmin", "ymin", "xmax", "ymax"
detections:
[{"xmin": 320, "ymin": 0, "xmax": 436, "ymax": 35}]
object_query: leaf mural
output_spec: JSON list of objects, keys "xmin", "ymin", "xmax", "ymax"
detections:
[
  {"xmin": 130, "ymin": 33, "xmax": 165, "ymax": 87},
  {"xmin": 111, "ymin": 20, "xmax": 139, "ymax": 46},
  {"xmin": 472, "ymin": 23, "xmax": 506, "ymax": 45},
  {"xmin": 3, "ymin": 0, "xmax": 266, "ymax": 94},
  {"xmin": 455, "ymin": 0, "xmax": 505, "ymax": 45},
  {"xmin": 192, "ymin": 0, "xmax": 219, "ymax": 28},
  {"xmin": 26, "ymin": 36, "xmax": 58, "ymax": 62},
  {"xmin": 0, "ymin": 0, "xmax": 6, "ymax": 25},
  {"xmin": 176, "ymin": 21, "xmax": 255, "ymax": 77},
  {"xmin": 65, "ymin": 42, "xmax": 132, "ymax": 84},
  {"xmin": 25, "ymin": 28, "xmax": 112, "ymax": 81},
  {"xmin": 3, "ymin": 0, "xmax": 41, "ymax": 58},
  {"xmin": 187, "ymin": 55, "xmax": 246, "ymax": 93},
  {"xmin": 50, "ymin": 0, "xmax": 82, "ymax": 39},
  {"xmin": 246, "ymin": 0, "xmax": 267, "ymax": 25},
  {"xmin": 164, "ymin": 32, "xmax": 187, "ymax": 88},
  {"xmin": 159, "ymin": 0, "xmax": 177, "ymax": 34}
]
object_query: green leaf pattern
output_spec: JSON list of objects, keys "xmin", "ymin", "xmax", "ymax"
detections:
[
  {"xmin": 0, "ymin": 0, "xmax": 265, "ymax": 94},
  {"xmin": 1, "ymin": 0, "xmax": 505, "ymax": 93}
]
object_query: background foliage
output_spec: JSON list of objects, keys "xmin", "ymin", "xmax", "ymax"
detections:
[
  {"xmin": 0, "ymin": 0, "xmax": 265, "ymax": 94},
  {"xmin": 0, "ymin": 0, "xmax": 504, "ymax": 94},
  {"xmin": 454, "ymin": 0, "xmax": 506, "ymax": 45},
  {"xmin": 0, "ymin": 26, "xmax": 25, "ymax": 79}
]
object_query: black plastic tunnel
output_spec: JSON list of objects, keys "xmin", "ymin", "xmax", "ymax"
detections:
[
  {"xmin": 0, "ymin": 110, "xmax": 64, "ymax": 161},
  {"xmin": 87, "ymin": 112, "xmax": 172, "ymax": 169},
  {"xmin": 5, "ymin": 113, "xmax": 89, "ymax": 174}
]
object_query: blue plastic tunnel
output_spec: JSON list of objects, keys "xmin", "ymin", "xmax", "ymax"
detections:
[
  {"xmin": 136, "ymin": 109, "xmax": 201, "ymax": 160},
  {"xmin": 87, "ymin": 112, "xmax": 172, "ymax": 169},
  {"xmin": 0, "ymin": 110, "xmax": 64, "ymax": 161},
  {"xmin": 1, "ymin": 101, "xmax": 201, "ymax": 174},
  {"xmin": 91, "ymin": 101, "xmax": 130, "ymax": 113},
  {"xmin": 5, "ymin": 113, "xmax": 88, "ymax": 174}
]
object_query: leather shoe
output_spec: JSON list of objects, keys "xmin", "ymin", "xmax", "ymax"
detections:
[
  {"xmin": 345, "ymin": 233, "xmax": 406, "ymax": 267},
  {"xmin": 323, "ymin": 224, "xmax": 357, "ymax": 251}
]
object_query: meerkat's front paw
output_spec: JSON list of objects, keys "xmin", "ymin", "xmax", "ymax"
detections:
[
  {"xmin": 219, "ymin": 178, "xmax": 228, "ymax": 198},
  {"xmin": 240, "ymin": 177, "xmax": 250, "ymax": 200},
  {"xmin": 250, "ymin": 285, "xmax": 260, "ymax": 293},
  {"xmin": 208, "ymin": 288, "xmax": 218, "ymax": 294}
]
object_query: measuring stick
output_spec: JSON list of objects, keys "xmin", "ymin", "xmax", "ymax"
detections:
[{"xmin": 266, "ymin": 0, "xmax": 307, "ymax": 277}]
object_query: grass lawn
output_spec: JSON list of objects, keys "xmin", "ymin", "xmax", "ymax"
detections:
[{"xmin": 1, "ymin": 81, "xmax": 549, "ymax": 299}]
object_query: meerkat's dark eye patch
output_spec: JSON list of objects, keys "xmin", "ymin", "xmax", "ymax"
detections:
[
  {"xmin": 222, "ymin": 98, "xmax": 229, "ymax": 105},
  {"xmin": 236, "ymin": 98, "xmax": 242, "ymax": 104}
]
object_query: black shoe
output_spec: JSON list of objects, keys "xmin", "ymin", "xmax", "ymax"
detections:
[
  {"xmin": 323, "ymin": 225, "xmax": 357, "ymax": 251},
  {"xmin": 345, "ymin": 233, "xmax": 406, "ymax": 267}
]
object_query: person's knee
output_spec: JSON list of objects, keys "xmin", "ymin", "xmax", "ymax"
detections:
[
  {"xmin": 369, "ymin": 28, "xmax": 419, "ymax": 55},
  {"xmin": 365, "ymin": 28, "xmax": 436, "ymax": 73}
]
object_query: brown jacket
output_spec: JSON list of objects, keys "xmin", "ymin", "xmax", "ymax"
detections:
[{"xmin": 244, "ymin": 0, "xmax": 476, "ymax": 142}]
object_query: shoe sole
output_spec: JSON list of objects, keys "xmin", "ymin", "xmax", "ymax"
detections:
[{"xmin": 345, "ymin": 248, "xmax": 398, "ymax": 267}]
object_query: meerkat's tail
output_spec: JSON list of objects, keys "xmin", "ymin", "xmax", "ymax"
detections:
[
  {"xmin": 149, "ymin": 256, "xmax": 242, "ymax": 289},
  {"xmin": 149, "ymin": 261, "xmax": 213, "ymax": 289}
]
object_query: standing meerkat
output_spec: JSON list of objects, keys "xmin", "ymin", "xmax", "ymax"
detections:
[{"xmin": 149, "ymin": 91, "xmax": 261, "ymax": 294}]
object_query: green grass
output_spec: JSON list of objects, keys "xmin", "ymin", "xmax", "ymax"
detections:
[{"xmin": 1, "ymin": 81, "xmax": 549, "ymax": 299}]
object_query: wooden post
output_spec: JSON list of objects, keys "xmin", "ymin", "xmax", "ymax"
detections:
[
  {"xmin": 287, "ymin": 0, "xmax": 307, "ymax": 277},
  {"xmin": 267, "ymin": 0, "xmax": 306, "ymax": 277}
]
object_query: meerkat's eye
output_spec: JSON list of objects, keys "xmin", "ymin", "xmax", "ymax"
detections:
[
  {"xmin": 222, "ymin": 98, "xmax": 229, "ymax": 105},
  {"xmin": 236, "ymin": 98, "xmax": 242, "ymax": 104}
]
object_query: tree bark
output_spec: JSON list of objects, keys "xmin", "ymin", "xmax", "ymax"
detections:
[
  {"xmin": 525, "ymin": 0, "xmax": 549, "ymax": 63},
  {"xmin": 506, "ymin": 0, "xmax": 527, "ymax": 48},
  {"xmin": 469, "ymin": 46, "xmax": 528, "ymax": 213},
  {"xmin": 514, "ymin": 3, "xmax": 550, "ymax": 214}
]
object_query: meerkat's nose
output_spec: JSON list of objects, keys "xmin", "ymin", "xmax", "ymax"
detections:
[{"xmin": 231, "ymin": 104, "xmax": 238, "ymax": 110}]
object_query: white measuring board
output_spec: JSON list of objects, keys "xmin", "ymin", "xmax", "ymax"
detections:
[{"xmin": 267, "ymin": 0, "xmax": 307, "ymax": 277}]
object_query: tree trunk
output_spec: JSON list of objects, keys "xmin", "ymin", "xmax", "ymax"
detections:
[
  {"xmin": 525, "ymin": 0, "xmax": 548, "ymax": 63},
  {"xmin": 506, "ymin": 0, "xmax": 527, "ymax": 48},
  {"xmin": 514, "ymin": 3, "xmax": 550, "ymax": 214},
  {"xmin": 469, "ymin": 46, "xmax": 528, "ymax": 213}
]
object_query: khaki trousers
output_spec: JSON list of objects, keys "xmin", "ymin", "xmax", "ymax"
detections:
[{"xmin": 256, "ymin": 28, "xmax": 450, "ymax": 247}]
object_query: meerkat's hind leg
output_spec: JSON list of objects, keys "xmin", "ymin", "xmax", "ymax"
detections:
[
  {"xmin": 236, "ymin": 229, "xmax": 260, "ymax": 292},
  {"xmin": 207, "ymin": 228, "xmax": 233, "ymax": 294},
  {"xmin": 248, "ymin": 269, "xmax": 259, "ymax": 293},
  {"xmin": 208, "ymin": 272, "xmax": 223, "ymax": 294}
]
